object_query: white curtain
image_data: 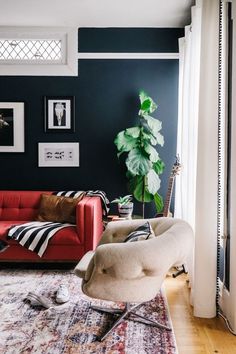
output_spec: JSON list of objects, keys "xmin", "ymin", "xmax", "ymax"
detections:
[
  {"xmin": 175, "ymin": 5, "xmax": 201, "ymax": 230},
  {"xmin": 175, "ymin": 0, "xmax": 219, "ymax": 318}
]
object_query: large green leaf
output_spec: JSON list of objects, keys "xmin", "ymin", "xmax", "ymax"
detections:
[
  {"xmin": 141, "ymin": 130, "xmax": 152, "ymax": 141},
  {"xmin": 125, "ymin": 126, "xmax": 141, "ymax": 138},
  {"xmin": 134, "ymin": 186, "xmax": 154, "ymax": 203},
  {"xmin": 143, "ymin": 115, "xmax": 162, "ymax": 134},
  {"xmin": 126, "ymin": 148, "xmax": 152, "ymax": 176},
  {"xmin": 154, "ymin": 193, "xmax": 164, "ymax": 213},
  {"xmin": 153, "ymin": 159, "xmax": 165, "ymax": 175},
  {"xmin": 144, "ymin": 143, "xmax": 159, "ymax": 162},
  {"xmin": 143, "ymin": 115, "xmax": 164, "ymax": 146},
  {"xmin": 146, "ymin": 169, "xmax": 161, "ymax": 194},
  {"xmin": 114, "ymin": 130, "xmax": 138, "ymax": 155},
  {"xmin": 149, "ymin": 135, "xmax": 158, "ymax": 145},
  {"xmin": 155, "ymin": 132, "xmax": 164, "ymax": 146},
  {"xmin": 139, "ymin": 131, "xmax": 153, "ymax": 148},
  {"xmin": 129, "ymin": 176, "xmax": 154, "ymax": 202},
  {"xmin": 141, "ymin": 130, "xmax": 158, "ymax": 146},
  {"xmin": 139, "ymin": 91, "xmax": 158, "ymax": 116},
  {"xmin": 128, "ymin": 175, "xmax": 138, "ymax": 193}
]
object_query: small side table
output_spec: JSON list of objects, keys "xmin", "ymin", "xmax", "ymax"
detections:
[
  {"xmin": 103, "ymin": 214, "xmax": 143, "ymax": 228},
  {"xmin": 106, "ymin": 214, "xmax": 143, "ymax": 222}
]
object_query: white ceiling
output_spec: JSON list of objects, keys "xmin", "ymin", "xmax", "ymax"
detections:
[{"xmin": 0, "ymin": 0, "xmax": 194, "ymax": 28}]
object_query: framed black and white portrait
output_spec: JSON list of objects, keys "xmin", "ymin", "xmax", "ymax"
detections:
[
  {"xmin": 0, "ymin": 102, "xmax": 24, "ymax": 152},
  {"xmin": 44, "ymin": 96, "xmax": 75, "ymax": 132}
]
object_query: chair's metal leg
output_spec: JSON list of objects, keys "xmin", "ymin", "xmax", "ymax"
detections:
[
  {"xmin": 129, "ymin": 311, "xmax": 172, "ymax": 331},
  {"xmin": 90, "ymin": 302, "xmax": 171, "ymax": 341},
  {"xmin": 91, "ymin": 304, "xmax": 123, "ymax": 314},
  {"xmin": 96, "ymin": 303, "xmax": 140, "ymax": 341},
  {"xmin": 99, "ymin": 305, "xmax": 131, "ymax": 341}
]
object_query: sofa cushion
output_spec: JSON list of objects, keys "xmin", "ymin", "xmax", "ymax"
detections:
[
  {"xmin": 0, "ymin": 220, "xmax": 81, "ymax": 246},
  {"xmin": 124, "ymin": 221, "xmax": 155, "ymax": 242},
  {"xmin": 36, "ymin": 194, "xmax": 83, "ymax": 224}
]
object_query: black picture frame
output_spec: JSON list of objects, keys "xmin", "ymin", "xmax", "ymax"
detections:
[{"xmin": 44, "ymin": 96, "xmax": 75, "ymax": 132}]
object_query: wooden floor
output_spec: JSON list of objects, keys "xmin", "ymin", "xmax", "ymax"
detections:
[{"xmin": 165, "ymin": 273, "xmax": 236, "ymax": 354}]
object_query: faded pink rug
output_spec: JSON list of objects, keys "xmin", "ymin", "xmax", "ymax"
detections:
[{"xmin": 0, "ymin": 269, "xmax": 178, "ymax": 354}]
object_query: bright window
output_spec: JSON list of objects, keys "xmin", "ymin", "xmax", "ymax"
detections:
[
  {"xmin": 0, "ymin": 27, "xmax": 77, "ymax": 76},
  {"xmin": 0, "ymin": 39, "xmax": 62, "ymax": 61}
]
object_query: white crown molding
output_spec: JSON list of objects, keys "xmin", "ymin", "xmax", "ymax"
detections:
[{"xmin": 77, "ymin": 52, "xmax": 179, "ymax": 59}]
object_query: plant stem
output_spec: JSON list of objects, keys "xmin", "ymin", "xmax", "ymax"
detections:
[{"xmin": 142, "ymin": 176, "xmax": 145, "ymax": 218}]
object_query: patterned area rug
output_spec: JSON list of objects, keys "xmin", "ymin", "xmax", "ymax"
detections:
[{"xmin": 0, "ymin": 269, "xmax": 178, "ymax": 354}]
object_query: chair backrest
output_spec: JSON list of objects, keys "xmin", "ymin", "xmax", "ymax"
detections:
[{"xmin": 0, "ymin": 190, "xmax": 52, "ymax": 221}]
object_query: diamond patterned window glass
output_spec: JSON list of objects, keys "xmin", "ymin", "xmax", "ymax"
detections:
[{"xmin": 0, "ymin": 39, "xmax": 62, "ymax": 61}]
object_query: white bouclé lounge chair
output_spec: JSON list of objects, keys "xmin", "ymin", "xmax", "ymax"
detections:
[{"xmin": 75, "ymin": 217, "xmax": 194, "ymax": 341}]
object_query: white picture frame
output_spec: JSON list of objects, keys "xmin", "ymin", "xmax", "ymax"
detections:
[
  {"xmin": 0, "ymin": 102, "xmax": 24, "ymax": 152},
  {"xmin": 38, "ymin": 142, "xmax": 79, "ymax": 167}
]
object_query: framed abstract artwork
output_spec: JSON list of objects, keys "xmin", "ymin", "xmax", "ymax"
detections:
[
  {"xmin": 38, "ymin": 142, "xmax": 79, "ymax": 167},
  {"xmin": 0, "ymin": 102, "xmax": 24, "ymax": 152},
  {"xmin": 44, "ymin": 96, "xmax": 75, "ymax": 132}
]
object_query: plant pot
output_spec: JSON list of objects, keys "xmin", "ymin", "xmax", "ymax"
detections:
[{"xmin": 118, "ymin": 202, "xmax": 134, "ymax": 219}]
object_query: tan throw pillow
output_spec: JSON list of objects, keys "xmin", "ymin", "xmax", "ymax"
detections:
[{"xmin": 36, "ymin": 193, "xmax": 84, "ymax": 224}]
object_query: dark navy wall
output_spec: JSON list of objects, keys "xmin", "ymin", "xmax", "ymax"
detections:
[
  {"xmin": 79, "ymin": 28, "xmax": 183, "ymax": 53},
  {"xmin": 0, "ymin": 28, "xmax": 182, "ymax": 217}
]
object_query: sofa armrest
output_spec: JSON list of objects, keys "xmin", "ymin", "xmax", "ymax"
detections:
[{"xmin": 76, "ymin": 196, "xmax": 103, "ymax": 251}]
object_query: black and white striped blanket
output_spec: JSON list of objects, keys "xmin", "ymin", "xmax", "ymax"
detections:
[
  {"xmin": 7, "ymin": 221, "xmax": 74, "ymax": 257},
  {"xmin": 7, "ymin": 190, "xmax": 110, "ymax": 257},
  {"xmin": 53, "ymin": 190, "xmax": 110, "ymax": 216}
]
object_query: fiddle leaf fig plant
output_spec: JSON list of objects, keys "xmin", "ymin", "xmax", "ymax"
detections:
[{"xmin": 114, "ymin": 91, "xmax": 165, "ymax": 217}]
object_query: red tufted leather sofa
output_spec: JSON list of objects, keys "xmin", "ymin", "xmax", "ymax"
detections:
[{"xmin": 0, "ymin": 191, "xmax": 104, "ymax": 262}]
